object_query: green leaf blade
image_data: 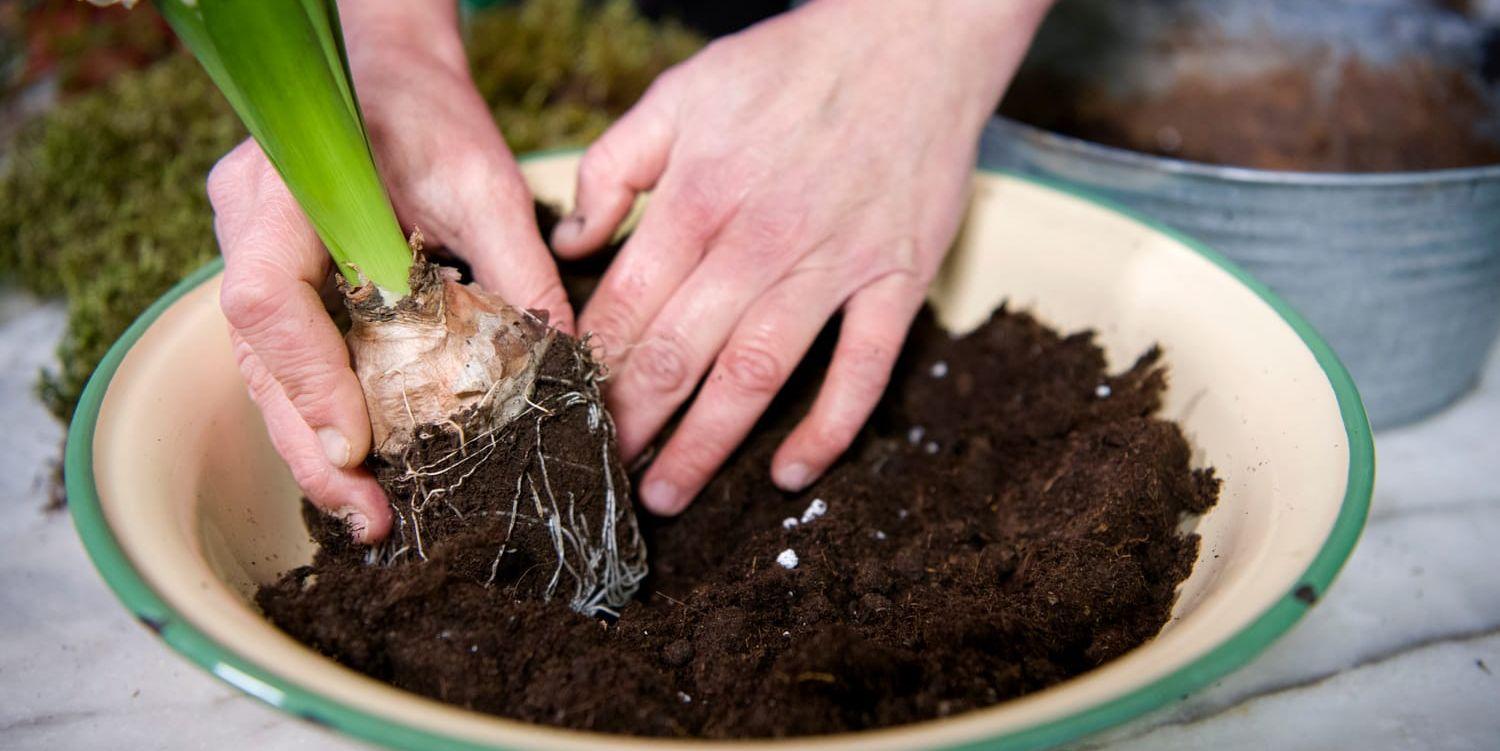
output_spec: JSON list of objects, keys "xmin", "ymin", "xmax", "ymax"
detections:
[{"xmin": 155, "ymin": 0, "xmax": 411, "ymax": 295}]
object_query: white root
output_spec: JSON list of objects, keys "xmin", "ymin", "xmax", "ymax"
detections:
[{"xmin": 366, "ymin": 331, "xmax": 647, "ymax": 617}]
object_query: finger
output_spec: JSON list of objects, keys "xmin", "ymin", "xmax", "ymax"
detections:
[
  {"xmin": 353, "ymin": 69, "xmax": 576, "ymax": 333},
  {"xmin": 207, "ymin": 140, "xmax": 266, "ymax": 249},
  {"xmin": 551, "ymin": 90, "xmax": 675, "ymax": 257},
  {"xmin": 213, "ymin": 148, "xmax": 373, "ymax": 471},
  {"xmin": 772, "ymin": 268, "xmax": 927, "ymax": 491},
  {"xmin": 232, "ymin": 333, "xmax": 392, "ymax": 542},
  {"xmin": 637, "ymin": 271, "xmax": 844, "ymax": 515},
  {"xmin": 605, "ymin": 209, "xmax": 800, "ymax": 459},
  {"xmin": 575, "ymin": 174, "xmax": 729, "ymax": 368},
  {"xmin": 443, "ymin": 155, "xmax": 577, "ymax": 333}
]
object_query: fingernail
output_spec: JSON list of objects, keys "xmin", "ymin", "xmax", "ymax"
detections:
[
  {"xmin": 317, "ymin": 427, "xmax": 351, "ymax": 467},
  {"xmin": 775, "ymin": 462, "xmax": 812, "ymax": 492},
  {"xmin": 640, "ymin": 478, "xmax": 680, "ymax": 514},
  {"xmin": 335, "ymin": 508, "xmax": 370, "ymax": 542},
  {"xmin": 551, "ymin": 213, "xmax": 585, "ymax": 247}
]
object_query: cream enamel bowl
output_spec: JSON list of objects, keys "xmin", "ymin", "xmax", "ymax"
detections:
[{"xmin": 67, "ymin": 150, "xmax": 1373, "ymax": 751}]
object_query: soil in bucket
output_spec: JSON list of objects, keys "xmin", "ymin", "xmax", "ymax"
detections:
[
  {"xmin": 1001, "ymin": 55, "xmax": 1500, "ymax": 172},
  {"xmin": 257, "ymin": 213, "xmax": 1221, "ymax": 738}
]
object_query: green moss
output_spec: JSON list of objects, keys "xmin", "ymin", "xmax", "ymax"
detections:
[
  {"xmin": 467, "ymin": 0, "xmax": 701, "ymax": 151},
  {"xmin": 0, "ymin": 55, "xmax": 241, "ymax": 418},
  {"xmin": 0, "ymin": 0, "xmax": 701, "ymax": 421}
]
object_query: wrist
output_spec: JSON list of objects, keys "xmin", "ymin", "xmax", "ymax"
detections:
[
  {"xmin": 920, "ymin": 0, "xmax": 1054, "ymax": 116},
  {"xmin": 338, "ymin": 0, "xmax": 470, "ymax": 79},
  {"xmin": 931, "ymin": 0, "xmax": 1056, "ymax": 53},
  {"xmin": 809, "ymin": 0, "xmax": 1052, "ymax": 125}
]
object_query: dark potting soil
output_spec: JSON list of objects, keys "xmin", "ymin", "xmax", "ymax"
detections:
[
  {"xmin": 1002, "ymin": 56, "xmax": 1500, "ymax": 172},
  {"xmin": 357, "ymin": 322, "xmax": 648, "ymax": 616},
  {"xmin": 258, "ymin": 248, "xmax": 1220, "ymax": 737}
]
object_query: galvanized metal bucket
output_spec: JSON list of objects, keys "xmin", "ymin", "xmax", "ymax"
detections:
[
  {"xmin": 984, "ymin": 0, "xmax": 1500, "ymax": 427},
  {"xmin": 981, "ymin": 121, "xmax": 1500, "ymax": 428}
]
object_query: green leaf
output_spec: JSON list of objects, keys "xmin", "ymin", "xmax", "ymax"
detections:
[{"xmin": 154, "ymin": 0, "xmax": 411, "ymax": 295}]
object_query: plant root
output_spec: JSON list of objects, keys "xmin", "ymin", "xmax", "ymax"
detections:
[{"xmin": 364, "ymin": 330, "xmax": 647, "ymax": 617}]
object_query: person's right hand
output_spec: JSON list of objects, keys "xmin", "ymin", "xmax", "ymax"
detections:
[{"xmin": 206, "ymin": 1, "xmax": 571, "ymax": 542}]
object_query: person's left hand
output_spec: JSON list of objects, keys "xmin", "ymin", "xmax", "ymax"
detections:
[{"xmin": 551, "ymin": 0, "xmax": 1051, "ymax": 514}]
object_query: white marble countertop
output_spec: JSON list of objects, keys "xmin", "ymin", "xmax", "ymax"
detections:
[{"xmin": 2, "ymin": 291, "xmax": 1497, "ymax": 750}]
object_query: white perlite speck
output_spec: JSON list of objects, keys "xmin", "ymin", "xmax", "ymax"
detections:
[
  {"xmin": 907, "ymin": 425, "xmax": 926, "ymax": 445},
  {"xmin": 1095, "ymin": 384, "xmax": 1112, "ymax": 398},
  {"xmin": 678, "ymin": 691, "xmax": 693, "ymax": 704},
  {"xmin": 782, "ymin": 517, "xmax": 799, "ymax": 530},
  {"xmin": 776, "ymin": 549, "xmax": 799, "ymax": 569},
  {"xmin": 930, "ymin": 360, "xmax": 949, "ymax": 378},
  {"xmin": 800, "ymin": 498, "xmax": 828, "ymax": 524},
  {"xmin": 924, "ymin": 440, "xmax": 940, "ymax": 455},
  {"xmin": 873, "ymin": 530, "xmax": 887, "ymax": 541}
]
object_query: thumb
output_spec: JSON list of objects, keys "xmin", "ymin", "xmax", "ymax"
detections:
[
  {"xmin": 232, "ymin": 331, "xmax": 392, "ymax": 542},
  {"xmin": 214, "ymin": 151, "xmax": 374, "ymax": 471}
]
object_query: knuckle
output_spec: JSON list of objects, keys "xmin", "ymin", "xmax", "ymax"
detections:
[
  {"xmin": 290, "ymin": 457, "xmax": 337, "ymax": 502},
  {"xmin": 578, "ymin": 141, "xmax": 619, "ymax": 190},
  {"xmin": 741, "ymin": 202, "xmax": 803, "ymax": 249},
  {"xmin": 695, "ymin": 37, "xmax": 738, "ymax": 68},
  {"xmin": 669, "ymin": 179, "xmax": 725, "ymax": 233},
  {"xmin": 219, "ymin": 269, "xmax": 288, "ymax": 335},
  {"xmin": 719, "ymin": 343, "xmax": 786, "ymax": 397},
  {"xmin": 233, "ymin": 349, "xmax": 280, "ymax": 407},
  {"xmin": 205, "ymin": 163, "xmax": 235, "ymax": 210},
  {"xmin": 872, "ymin": 237, "xmax": 927, "ymax": 283},
  {"xmin": 607, "ymin": 263, "xmax": 655, "ymax": 304},
  {"xmin": 583, "ymin": 304, "xmax": 639, "ymax": 361},
  {"xmin": 628, "ymin": 334, "xmax": 692, "ymax": 395},
  {"xmin": 665, "ymin": 435, "xmax": 722, "ymax": 480},
  {"xmin": 890, "ymin": 236, "xmax": 926, "ymax": 277},
  {"xmin": 647, "ymin": 61, "xmax": 689, "ymax": 98},
  {"xmin": 282, "ymin": 373, "xmax": 344, "ymax": 415}
]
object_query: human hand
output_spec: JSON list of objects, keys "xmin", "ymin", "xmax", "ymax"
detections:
[
  {"xmin": 552, "ymin": 0, "xmax": 1050, "ymax": 515},
  {"xmin": 208, "ymin": 0, "xmax": 571, "ymax": 541}
]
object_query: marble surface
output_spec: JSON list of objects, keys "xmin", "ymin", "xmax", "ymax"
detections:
[{"xmin": 1, "ymin": 291, "xmax": 1496, "ymax": 750}]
